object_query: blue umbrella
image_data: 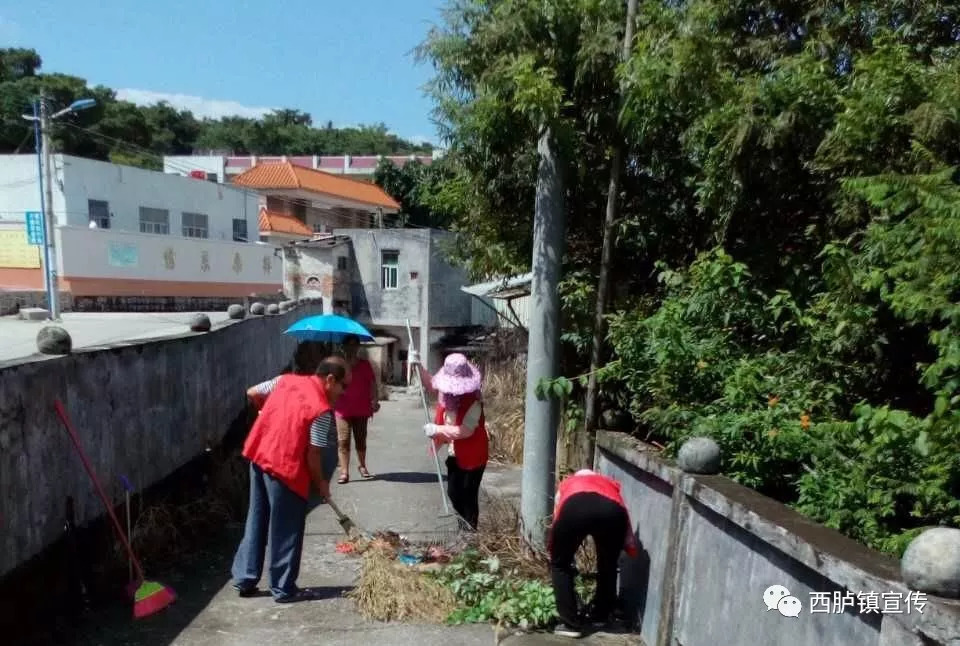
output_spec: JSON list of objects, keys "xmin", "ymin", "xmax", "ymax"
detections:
[{"xmin": 284, "ymin": 314, "xmax": 375, "ymax": 343}]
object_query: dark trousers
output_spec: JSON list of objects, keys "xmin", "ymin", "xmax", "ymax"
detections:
[
  {"xmin": 446, "ymin": 456, "xmax": 485, "ymax": 530},
  {"xmin": 549, "ymin": 492, "xmax": 628, "ymax": 626},
  {"xmin": 231, "ymin": 463, "xmax": 308, "ymax": 600}
]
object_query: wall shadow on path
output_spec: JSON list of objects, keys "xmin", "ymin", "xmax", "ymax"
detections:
[
  {"xmin": 364, "ymin": 471, "xmax": 445, "ymax": 484},
  {"xmin": 618, "ymin": 528, "xmax": 650, "ymax": 632}
]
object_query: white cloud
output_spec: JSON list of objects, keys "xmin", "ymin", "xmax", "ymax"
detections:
[
  {"xmin": 114, "ymin": 88, "xmax": 441, "ymax": 145},
  {"xmin": 115, "ymin": 88, "xmax": 277, "ymax": 120}
]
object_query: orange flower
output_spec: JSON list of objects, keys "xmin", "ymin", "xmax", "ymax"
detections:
[
  {"xmin": 768, "ymin": 395, "xmax": 780, "ymax": 407},
  {"xmin": 800, "ymin": 414, "xmax": 811, "ymax": 430}
]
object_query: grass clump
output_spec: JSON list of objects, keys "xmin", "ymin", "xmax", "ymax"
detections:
[{"xmin": 347, "ymin": 547, "xmax": 457, "ymax": 623}]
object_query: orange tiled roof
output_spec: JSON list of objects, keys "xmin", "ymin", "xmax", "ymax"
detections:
[
  {"xmin": 258, "ymin": 207, "xmax": 314, "ymax": 237},
  {"xmin": 234, "ymin": 161, "xmax": 401, "ymax": 210}
]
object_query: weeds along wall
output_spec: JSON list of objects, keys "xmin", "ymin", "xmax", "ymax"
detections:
[{"xmin": 0, "ymin": 303, "xmax": 321, "ymax": 579}]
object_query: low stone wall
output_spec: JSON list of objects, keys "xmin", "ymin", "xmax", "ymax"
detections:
[
  {"xmin": 595, "ymin": 431, "xmax": 960, "ymax": 646},
  {"xmin": 0, "ymin": 289, "xmax": 72, "ymax": 316},
  {"xmin": 0, "ymin": 302, "xmax": 321, "ymax": 579},
  {"xmin": 0, "ymin": 290, "xmax": 286, "ymax": 315}
]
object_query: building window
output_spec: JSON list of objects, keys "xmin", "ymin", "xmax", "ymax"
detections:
[
  {"xmin": 233, "ymin": 218, "xmax": 248, "ymax": 242},
  {"xmin": 181, "ymin": 212, "xmax": 209, "ymax": 239},
  {"xmin": 206, "ymin": 172, "xmax": 218, "ymax": 183},
  {"xmin": 313, "ymin": 222, "xmax": 327, "ymax": 234},
  {"xmin": 292, "ymin": 201, "xmax": 307, "ymax": 220},
  {"xmin": 139, "ymin": 207, "xmax": 170, "ymax": 234},
  {"xmin": 333, "ymin": 299, "xmax": 350, "ymax": 314},
  {"xmin": 381, "ymin": 250, "xmax": 399, "ymax": 290},
  {"xmin": 336, "ymin": 256, "xmax": 348, "ymax": 270},
  {"xmin": 266, "ymin": 196, "xmax": 285, "ymax": 212},
  {"xmin": 88, "ymin": 199, "xmax": 110, "ymax": 229}
]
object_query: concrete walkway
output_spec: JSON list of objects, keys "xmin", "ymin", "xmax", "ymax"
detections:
[{"xmin": 49, "ymin": 392, "xmax": 641, "ymax": 646}]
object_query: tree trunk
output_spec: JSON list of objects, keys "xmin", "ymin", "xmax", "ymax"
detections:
[{"xmin": 580, "ymin": 0, "xmax": 639, "ymax": 469}]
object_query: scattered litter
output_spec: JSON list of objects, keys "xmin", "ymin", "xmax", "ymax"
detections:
[
  {"xmin": 398, "ymin": 552, "xmax": 422, "ymax": 566},
  {"xmin": 335, "ymin": 541, "xmax": 356, "ymax": 554},
  {"xmin": 335, "ymin": 529, "xmax": 461, "ymax": 568}
]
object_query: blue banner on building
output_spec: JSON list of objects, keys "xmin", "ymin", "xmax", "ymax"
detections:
[{"xmin": 24, "ymin": 211, "xmax": 44, "ymax": 246}]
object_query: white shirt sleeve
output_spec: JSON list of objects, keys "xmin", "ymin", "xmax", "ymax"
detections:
[{"xmin": 442, "ymin": 401, "xmax": 481, "ymax": 438}]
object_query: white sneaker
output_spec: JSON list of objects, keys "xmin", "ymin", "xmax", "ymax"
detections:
[{"xmin": 553, "ymin": 623, "xmax": 583, "ymax": 638}]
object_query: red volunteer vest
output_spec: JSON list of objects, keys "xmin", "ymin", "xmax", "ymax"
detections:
[
  {"xmin": 550, "ymin": 472, "xmax": 638, "ymax": 557},
  {"xmin": 242, "ymin": 374, "xmax": 331, "ymax": 500},
  {"xmin": 435, "ymin": 392, "xmax": 489, "ymax": 470}
]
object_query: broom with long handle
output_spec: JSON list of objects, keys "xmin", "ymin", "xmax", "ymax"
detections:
[
  {"xmin": 54, "ymin": 400, "xmax": 176, "ymax": 619},
  {"xmin": 406, "ymin": 318, "xmax": 452, "ymax": 515}
]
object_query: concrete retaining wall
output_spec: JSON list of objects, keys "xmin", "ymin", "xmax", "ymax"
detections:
[
  {"xmin": 595, "ymin": 431, "xmax": 960, "ymax": 646},
  {"xmin": 0, "ymin": 303, "xmax": 321, "ymax": 579}
]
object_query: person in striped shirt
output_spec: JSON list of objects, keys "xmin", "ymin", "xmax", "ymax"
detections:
[
  {"xmin": 232, "ymin": 351, "xmax": 349, "ymax": 602},
  {"xmin": 246, "ymin": 344, "xmax": 341, "ymax": 502},
  {"xmin": 247, "ymin": 375, "xmax": 339, "ymax": 493}
]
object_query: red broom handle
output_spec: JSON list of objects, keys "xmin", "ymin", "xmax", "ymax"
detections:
[{"xmin": 53, "ymin": 400, "xmax": 146, "ymax": 583}]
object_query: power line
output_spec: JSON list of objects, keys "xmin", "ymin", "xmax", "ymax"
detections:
[{"xmin": 55, "ymin": 121, "xmax": 431, "ymax": 230}]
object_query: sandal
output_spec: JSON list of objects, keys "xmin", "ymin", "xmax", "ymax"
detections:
[
  {"xmin": 338, "ymin": 473, "xmax": 349, "ymax": 484},
  {"xmin": 358, "ymin": 466, "xmax": 374, "ymax": 479}
]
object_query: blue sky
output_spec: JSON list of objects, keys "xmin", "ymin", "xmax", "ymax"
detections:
[{"xmin": 1, "ymin": 0, "xmax": 446, "ymax": 146}]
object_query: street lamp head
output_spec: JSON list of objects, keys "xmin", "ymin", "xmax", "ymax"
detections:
[{"xmin": 68, "ymin": 98, "xmax": 96, "ymax": 112}]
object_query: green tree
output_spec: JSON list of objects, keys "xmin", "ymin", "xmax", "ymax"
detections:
[
  {"xmin": 373, "ymin": 158, "xmax": 456, "ymax": 228},
  {"xmin": 0, "ymin": 47, "xmax": 436, "ymax": 165},
  {"xmin": 420, "ymin": 0, "xmax": 960, "ymax": 554}
]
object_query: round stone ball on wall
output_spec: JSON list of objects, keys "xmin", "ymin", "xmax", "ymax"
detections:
[
  {"xmin": 37, "ymin": 326, "xmax": 72, "ymax": 354},
  {"xmin": 188, "ymin": 313, "xmax": 212, "ymax": 332},
  {"xmin": 901, "ymin": 527, "xmax": 960, "ymax": 598},
  {"xmin": 676, "ymin": 436, "xmax": 721, "ymax": 475}
]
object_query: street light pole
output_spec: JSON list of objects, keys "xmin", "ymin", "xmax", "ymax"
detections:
[
  {"xmin": 31, "ymin": 97, "xmax": 58, "ymax": 321},
  {"xmin": 23, "ymin": 95, "xmax": 96, "ymax": 321},
  {"xmin": 39, "ymin": 95, "xmax": 61, "ymax": 320}
]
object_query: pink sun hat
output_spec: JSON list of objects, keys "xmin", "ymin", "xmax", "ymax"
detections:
[{"xmin": 431, "ymin": 353, "xmax": 483, "ymax": 395}]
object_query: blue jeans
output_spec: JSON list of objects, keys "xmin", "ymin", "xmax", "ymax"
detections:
[{"xmin": 231, "ymin": 462, "xmax": 308, "ymax": 600}]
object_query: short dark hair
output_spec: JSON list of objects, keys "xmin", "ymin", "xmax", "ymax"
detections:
[
  {"xmin": 342, "ymin": 334, "xmax": 359, "ymax": 345},
  {"xmin": 286, "ymin": 341, "xmax": 323, "ymax": 375},
  {"xmin": 317, "ymin": 356, "xmax": 348, "ymax": 381}
]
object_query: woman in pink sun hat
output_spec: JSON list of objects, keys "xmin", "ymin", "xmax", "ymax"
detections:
[{"xmin": 412, "ymin": 351, "xmax": 489, "ymax": 531}]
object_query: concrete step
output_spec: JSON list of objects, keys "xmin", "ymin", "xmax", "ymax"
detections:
[{"xmin": 18, "ymin": 308, "xmax": 49, "ymax": 321}]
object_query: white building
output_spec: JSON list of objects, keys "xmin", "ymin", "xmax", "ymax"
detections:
[
  {"xmin": 163, "ymin": 152, "xmax": 444, "ymax": 184},
  {"xmin": 279, "ymin": 227, "xmax": 476, "ymax": 383},
  {"xmin": 0, "ymin": 154, "xmax": 281, "ymax": 311}
]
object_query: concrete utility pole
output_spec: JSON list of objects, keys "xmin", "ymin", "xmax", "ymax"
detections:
[
  {"xmin": 582, "ymin": 0, "xmax": 639, "ymax": 467},
  {"xmin": 24, "ymin": 95, "xmax": 94, "ymax": 321},
  {"xmin": 520, "ymin": 125, "xmax": 567, "ymax": 549},
  {"xmin": 39, "ymin": 96, "xmax": 60, "ymax": 320}
]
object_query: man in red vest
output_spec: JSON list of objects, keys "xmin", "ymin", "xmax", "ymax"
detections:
[
  {"xmin": 230, "ymin": 355, "xmax": 349, "ymax": 603},
  {"xmin": 548, "ymin": 468, "xmax": 638, "ymax": 638}
]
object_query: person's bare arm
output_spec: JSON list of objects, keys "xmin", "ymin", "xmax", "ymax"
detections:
[
  {"xmin": 368, "ymin": 362, "xmax": 380, "ymax": 413},
  {"xmin": 307, "ymin": 446, "xmax": 331, "ymax": 500},
  {"xmin": 246, "ymin": 376, "xmax": 279, "ymax": 410},
  {"xmin": 425, "ymin": 402, "xmax": 482, "ymax": 442},
  {"xmin": 411, "ymin": 357, "xmax": 437, "ymax": 397}
]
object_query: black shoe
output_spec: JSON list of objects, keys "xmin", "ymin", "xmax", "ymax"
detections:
[
  {"xmin": 233, "ymin": 584, "xmax": 258, "ymax": 598},
  {"xmin": 553, "ymin": 623, "xmax": 583, "ymax": 638},
  {"xmin": 274, "ymin": 587, "xmax": 318, "ymax": 604}
]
